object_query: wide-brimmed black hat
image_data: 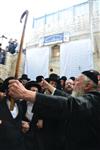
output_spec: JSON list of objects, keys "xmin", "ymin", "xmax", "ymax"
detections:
[
  {"xmin": 60, "ymin": 76, "xmax": 67, "ymax": 81},
  {"xmin": 69, "ymin": 76, "xmax": 75, "ymax": 81},
  {"xmin": 25, "ymin": 81, "xmax": 41, "ymax": 92},
  {"xmin": 19, "ymin": 74, "xmax": 30, "ymax": 81},
  {"xmin": 49, "ymin": 73, "xmax": 60, "ymax": 82},
  {"xmin": 82, "ymin": 70, "xmax": 100, "ymax": 85},
  {"xmin": 36, "ymin": 75, "xmax": 44, "ymax": 82}
]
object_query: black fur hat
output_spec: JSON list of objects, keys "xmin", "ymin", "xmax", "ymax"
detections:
[{"xmin": 82, "ymin": 70, "xmax": 100, "ymax": 85}]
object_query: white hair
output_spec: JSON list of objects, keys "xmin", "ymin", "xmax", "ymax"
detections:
[{"xmin": 71, "ymin": 75, "xmax": 98, "ymax": 97}]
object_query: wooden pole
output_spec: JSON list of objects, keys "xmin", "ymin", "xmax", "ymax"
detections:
[{"xmin": 10, "ymin": 10, "xmax": 29, "ymax": 110}]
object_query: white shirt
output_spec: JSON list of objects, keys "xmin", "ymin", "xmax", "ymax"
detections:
[
  {"xmin": 25, "ymin": 101, "xmax": 34, "ymax": 121},
  {"xmin": 7, "ymin": 100, "xmax": 18, "ymax": 118}
]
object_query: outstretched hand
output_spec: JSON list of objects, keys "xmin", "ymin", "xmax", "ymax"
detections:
[{"xmin": 8, "ymin": 80, "xmax": 36, "ymax": 102}]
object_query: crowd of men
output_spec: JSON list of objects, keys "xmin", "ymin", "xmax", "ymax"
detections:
[{"xmin": 0, "ymin": 70, "xmax": 100, "ymax": 150}]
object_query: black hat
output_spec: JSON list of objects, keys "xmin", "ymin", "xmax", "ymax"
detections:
[
  {"xmin": 70, "ymin": 76, "xmax": 75, "ymax": 81},
  {"xmin": 60, "ymin": 76, "xmax": 67, "ymax": 81},
  {"xmin": 49, "ymin": 73, "xmax": 60, "ymax": 82},
  {"xmin": 82, "ymin": 70, "xmax": 100, "ymax": 85},
  {"xmin": 19, "ymin": 74, "xmax": 30, "ymax": 81},
  {"xmin": 36, "ymin": 75, "xmax": 44, "ymax": 82},
  {"xmin": 25, "ymin": 81, "xmax": 41, "ymax": 92}
]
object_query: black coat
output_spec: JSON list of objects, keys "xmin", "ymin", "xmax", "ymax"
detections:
[
  {"xmin": 33, "ymin": 90, "xmax": 100, "ymax": 150},
  {"xmin": 21, "ymin": 100, "xmax": 35, "ymax": 150},
  {"xmin": 21, "ymin": 100, "xmax": 51, "ymax": 150},
  {"xmin": 21, "ymin": 98, "xmax": 66, "ymax": 150},
  {"xmin": 31, "ymin": 90, "xmax": 69, "ymax": 150},
  {"xmin": 0, "ymin": 97, "xmax": 26, "ymax": 150}
]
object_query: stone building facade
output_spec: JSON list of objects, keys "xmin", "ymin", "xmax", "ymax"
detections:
[{"xmin": 26, "ymin": 0, "xmax": 100, "ymax": 74}]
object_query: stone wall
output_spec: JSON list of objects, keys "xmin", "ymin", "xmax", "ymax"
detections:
[{"xmin": 0, "ymin": 52, "xmax": 25, "ymax": 80}]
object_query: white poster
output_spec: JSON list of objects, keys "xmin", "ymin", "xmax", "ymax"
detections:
[
  {"xmin": 25, "ymin": 46, "xmax": 50, "ymax": 80},
  {"xmin": 60, "ymin": 39, "xmax": 93, "ymax": 78}
]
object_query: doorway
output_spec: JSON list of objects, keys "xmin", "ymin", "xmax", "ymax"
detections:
[{"xmin": 49, "ymin": 44, "xmax": 60, "ymax": 75}]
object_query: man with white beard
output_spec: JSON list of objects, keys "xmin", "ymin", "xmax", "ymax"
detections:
[{"xmin": 8, "ymin": 70, "xmax": 100, "ymax": 150}]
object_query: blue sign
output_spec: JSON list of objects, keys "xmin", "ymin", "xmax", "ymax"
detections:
[{"xmin": 44, "ymin": 33, "xmax": 64, "ymax": 45}]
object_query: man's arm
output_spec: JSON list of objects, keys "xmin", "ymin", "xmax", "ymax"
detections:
[
  {"xmin": 8, "ymin": 80, "xmax": 71, "ymax": 119},
  {"xmin": 8, "ymin": 80, "xmax": 94, "ymax": 120},
  {"xmin": 54, "ymin": 89, "xmax": 69, "ymax": 97},
  {"xmin": 42, "ymin": 79, "xmax": 69, "ymax": 97},
  {"xmin": 33, "ymin": 92, "xmax": 71, "ymax": 120}
]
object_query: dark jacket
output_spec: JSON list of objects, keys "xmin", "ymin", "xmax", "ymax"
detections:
[
  {"xmin": 21, "ymin": 100, "xmax": 44, "ymax": 150},
  {"xmin": 0, "ymin": 97, "xmax": 26, "ymax": 150},
  {"xmin": 21, "ymin": 95, "xmax": 66, "ymax": 150},
  {"xmin": 33, "ymin": 90, "xmax": 100, "ymax": 150}
]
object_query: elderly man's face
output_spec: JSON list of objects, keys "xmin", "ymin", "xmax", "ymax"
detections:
[
  {"xmin": 74, "ymin": 75, "xmax": 85, "ymax": 87},
  {"xmin": 72, "ymin": 75, "xmax": 86, "ymax": 97}
]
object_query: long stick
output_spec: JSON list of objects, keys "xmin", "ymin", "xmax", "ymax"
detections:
[{"xmin": 10, "ymin": 10, "xmax": 29, "ymax": 110}]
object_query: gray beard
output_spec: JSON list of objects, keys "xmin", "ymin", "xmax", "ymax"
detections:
[{"xmin": 71, "ymin": 90, "xmax": 85, "ymax": 97}]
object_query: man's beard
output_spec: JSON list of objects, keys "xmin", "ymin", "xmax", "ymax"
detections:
[{"xmin": 71, "ymin": 89, "xmax": 85, "ymax": 97}]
